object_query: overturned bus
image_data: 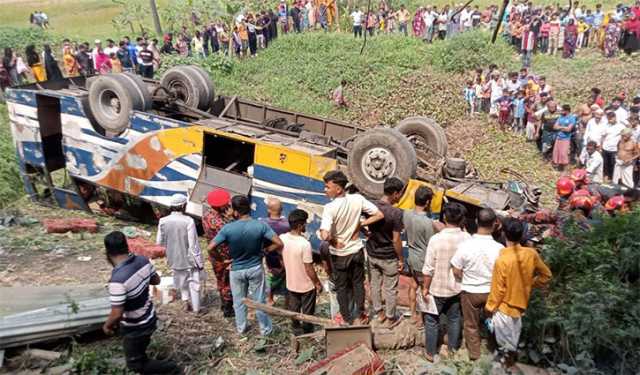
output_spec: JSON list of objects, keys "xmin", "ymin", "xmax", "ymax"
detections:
[{"xmin": 6, "ymin": 65, "xmax": 539, "ymax": 245}]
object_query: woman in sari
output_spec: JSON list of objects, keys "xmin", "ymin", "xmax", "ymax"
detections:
[
  {"xmin": 62, "ymin": 44, "xmax": 79, "ymax": 77},
  {"xmin": 562, "ymin": 19, "xmax": 578, "ymax": 58},
  {"xmin": 412, "ymin": 7, "xmax": 425, "ymax": 37},
  {"xmin": 25, "ymin": 45, "xmax": 46, "ymax": 82},
  {"xmin": 622, "ymin": 14, "xmax": 640, "ymax": 55},
  {"xmin": 603, "ymin": 18, "xmax": 621, "ymax": 58},
  {"xmin": 43, "ymin": 44, "xmax": 63, "ymax": 81}
]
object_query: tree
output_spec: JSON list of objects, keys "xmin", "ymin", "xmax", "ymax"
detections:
[{"xmin": 112, "ymin": 0, "xmax": 149, "ymax": 35}]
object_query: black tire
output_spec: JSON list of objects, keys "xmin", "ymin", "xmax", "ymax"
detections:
[
  {"xmin": 161, "ymin": 66, "xmax": 209, "ymax": 110},
  {"xmin": 347, "ymin": 128, "xmax": 417, "ymax": 198},
  {"xmin": 395, "ymin": 116, "xmax": 448, "ymax": 157},
  {"xmin": 87, "ymin": 74, "xmax": 149, "ymax": 134},
  {"xmin": 182, "ymin": 65, "xmax": 215, "ymax": 109},
  {"xmin": 119, "ymin": 72, "xmax": 152, "ymax": 110}
]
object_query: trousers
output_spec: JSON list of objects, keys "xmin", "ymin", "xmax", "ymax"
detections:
[
  {"xmin": 122, "ymin": 324, "xmax": 180, "ymax": 374},
  {"xmin": 368, "ymin": 256, "xmax": 399, "ymax": 319},
  {"xmin": 461, "ymin": 291, "xmax": 489, "ymax": 360},
  {"xmin": 288, "ymin": 289, "xmax": 317, "ymax": 333},
  {"xmin": 423, "ymin": 294, "xmax": 462, "ymax": 356},
  {"xmin": 230, "ymin": 264, "xmax": 272, "ymax": 335},
  {"xmin": 173, "ymin": 268, "xmax": 201, "ymax": 313},
  {"xmin": 330, "ymin": 249, "xmax": 366, "ymax": 323}
]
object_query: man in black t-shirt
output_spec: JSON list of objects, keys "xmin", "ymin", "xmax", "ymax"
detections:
[
  {"xmin": 137, "ymin": 42, "xmax": 154, "ymax": 78},
  {"xmin": 366, "ymin": 177, "xmax": 405, "ymax": 327}
]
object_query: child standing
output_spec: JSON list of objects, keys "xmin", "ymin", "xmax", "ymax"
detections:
[
  {"xmin": 524, "ymin": 96, "xmax": 537, "ymax": 141},
  {"xmin": 512, "ymin": 90, "xmax": 526, "ymax": 134},
  {"xmin": 332, "ymin": 80, "xmax": 348, "ymax": 108},
  {"xmin": 474, "ymin": 78, "xmax": 483, "ymax": 115},
  {"xmin": 497, "ymin": 89, "xmax": 513, "ymax": 131},
  {"xmin": 464, "ymin": 80, "xmax": 477, "ymax": 116}
]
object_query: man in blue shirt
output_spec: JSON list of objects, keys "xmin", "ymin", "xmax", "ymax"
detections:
[
  {"xmin": 209, "ymin": 195, "xmax": 283, "ymax": 336},
  {"xmin": 103, "ymin": 231, "xmax": 180, "ymax": 374}
]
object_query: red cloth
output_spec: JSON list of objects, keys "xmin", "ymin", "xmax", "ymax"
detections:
[
  {"xmin": 43, "ymin": 218, "xmax": 98, "ymax": 233},
  {"xmin": 127, "ymin": 237, "xmax": 166, "ymax": 259},
  {"xmin": 624, "ymin": 18, "xmax": 640, "ymax": 38}
]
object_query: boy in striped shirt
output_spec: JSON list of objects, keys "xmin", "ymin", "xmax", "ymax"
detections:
[{"xmin": 103, "ymin": 231, "xmax": 180, "ymax": 374}]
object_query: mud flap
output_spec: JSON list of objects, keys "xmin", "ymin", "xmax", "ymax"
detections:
[{"xmin": 52, "ymin": 187, "xmax": 90, "ymax": 212}]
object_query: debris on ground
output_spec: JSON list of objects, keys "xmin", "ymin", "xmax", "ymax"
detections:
[
  {"xmin": 0, "ymin": 284, "xmax": 109, "ymax": 349},
  {"xmin": 306, "ymin": 343, "xmax": 384, "ymax": 375},
  {"xmin": 127, "ymin": 237, "xmax": 165, "ymax": 259},
  {"xmin": 0, "ymin": 210, "xmax": 39, "ymax": 229},
  {"xmin": 42, "ymin": 218, "xmax": 98, "ymax": 234}
]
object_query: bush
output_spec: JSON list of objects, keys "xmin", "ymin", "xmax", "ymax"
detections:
[
  {"xmin": 0, "ymin": 26, "xmax": 55, "ymax": 52},
  {"xmin": 522, "ymin": 213, "xmax": 640, "ymax": 373},
  {"xmin": 154, "ymin": 53, "xmax": 235, "ymax": 78},
  {"xmin": 429, "ymin": 30, "xmax": 517, "ymax": 73},
  {"xmin": 0, "ymin": 104, "xmax": 23, "ymax": 207}
]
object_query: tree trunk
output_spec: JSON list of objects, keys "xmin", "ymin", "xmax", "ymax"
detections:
[{"xmin": 149, "ymin": 0, "xmax": 163, "ymax": 36}]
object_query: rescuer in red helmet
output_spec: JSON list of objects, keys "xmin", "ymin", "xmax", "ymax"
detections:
[
  {"xmin": 556, "ymin": 177, "xmax": 575, "ymax": 210},
  {"xmin": 201, "ymin": 188, "xmax": 235, "ymax": 317}
]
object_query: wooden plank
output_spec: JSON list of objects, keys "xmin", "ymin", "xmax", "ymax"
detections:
[{"xmin": 242, "ymin": 298, "xmax": 336, "ymax": 327}]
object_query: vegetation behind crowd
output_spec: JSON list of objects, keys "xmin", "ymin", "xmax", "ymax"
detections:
[{"xmin": 522, "ymin": 214, "xmax": 640, "ymax": 374}]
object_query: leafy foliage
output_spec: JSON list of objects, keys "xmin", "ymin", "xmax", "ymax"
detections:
[
  {"xmin": 0, "ymin": 105, "xmax": 23, "ymax": 208},
  {"xmin": 429, "ymin": 30, "xmax": 517, "ymax": 73},
  {"xmin": 0, "ymin": 27, "xmax": 55, "ymax": 52},
  {"xmin": 111, "ymin": 0, "xmax": 149, "ymax": 35},
  {"xmin": 522, "ymin": 213, "xmax": 640, "ymax": 373}
]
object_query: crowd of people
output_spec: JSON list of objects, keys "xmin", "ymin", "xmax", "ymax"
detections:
[
  {"xmin": 347, "ymin": 0, "xmax": 640, "ymax": 58},
  {"xmin": 2, "ymin": 1, "xmax": 639, "ymax": 91},
  {"xmin": 500, "ymin": 1, "xmax": 640, "ymax": 60},
  {"xmin": 103, "ymin": 170, "xmax": 559, "ymax": 373},
  {"xmin": 464, "ymin": 65, "xmax": 640, "ymax": 184}
]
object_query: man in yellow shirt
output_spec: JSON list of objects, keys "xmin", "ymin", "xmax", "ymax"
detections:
[
  {"xmin": 396, "ymin": 5, "xmax": 410, "ymax": 36},
  {"xmin": 485, "ymin": 218, "xmax": 552, "ymax": 370}
]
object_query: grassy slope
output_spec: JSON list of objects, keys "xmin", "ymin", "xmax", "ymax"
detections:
[{"xmin": 0, "ymin": 104, "xmax": 22, "ymax": 207}]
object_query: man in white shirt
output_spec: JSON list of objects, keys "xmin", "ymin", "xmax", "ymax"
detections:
[
  {"xmin": 103, "ymin": 39, "xmax": 118, "ymax": 56},
  {"xmin": 351, "ymin": 8, "xmax": 364, "ymax": 37},
  {"xmin": 91, "ymin": 39, "xmax": 102, "ymax": 70},
  {"xmin": 156, "ymin": 194, "xmax": 204, "ymax": 313},
  {"xmin": 601, "ymin": 112, "xmax": 626, "ymax": 182},
  {"xmin": 422, "ymin": 203, "xmax": 471, "ymax": 362},
  {"xmin": 319, "ymin": 170, "xmax": 383, "ymax": 325},
  {"xmin": 422, "ymin": 6, "xmax": 437, "ymax": 42},
  {"xmin": 583, "ymin": 107, "xmax": 607, "ymax": 147},
  {"xmin": 451, "ymin": 209, "xmax": 504, "ymax": 360},
  {"xmin": 612, "ymin": 97, "xmax": 629, "ymax": 126},
  {"xmin": 579, "ymin": 141, "xmax": 604, "ymax": 183}
]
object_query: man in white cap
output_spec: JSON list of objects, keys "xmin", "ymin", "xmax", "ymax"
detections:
[{"xmin": 156, "ymin": 193, "xmax": 204, "ymax": 313}]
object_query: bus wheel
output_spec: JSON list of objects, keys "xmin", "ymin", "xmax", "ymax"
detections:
[
  {"xmin": 347, "ymin": 128, "xmax": 417, "ymax": 198},
  {"xmin": 160, "ymin": 65, "xmax": 213, "ymax": 111},
  {"xmin": 88, "ymin": 73, "xmax": 151, "ymax": 135},
  {"xmin": 395, "ymin": 116, "xmax": 448, "ymax": 157}
]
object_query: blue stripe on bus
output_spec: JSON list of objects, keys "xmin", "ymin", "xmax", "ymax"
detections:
[
  {"xmin": 20, "ymin": 141, "xmax": 45, "ymax": 167},
  {"xmin": 79, "ymin": 128, "xmax": 129, "ymax": 146},
  {"xmin": 140, "ymin": 186, "xmax": 188, "ymax": 197},
  {"xmin": 252, "ymin": 187, "xmax": 329, "ymax": 205},
  {"xmin": 252, "ymin": 165, "xmax": 325, "ymax": 194},
  {"xmin": 176, "ymin": 156, "xmax": 200, "ymax": 170},
  {"xmin": 63, "ymin": 146, "xmax": 110, "ymax": 176},
  {"xmin": 151, "ymin": 165, "xmax": 197, "ymax": 182}
]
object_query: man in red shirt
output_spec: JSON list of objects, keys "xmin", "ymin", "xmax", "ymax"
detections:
[{"xmin": 202, "ymin": 188, "xmax": 235, "ymax": 317}]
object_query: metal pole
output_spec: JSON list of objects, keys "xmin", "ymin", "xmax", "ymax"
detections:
[
  {"xmin": 492, "ymin": 0, "xmax": 509, "ymax": 43},
  {"xmin": 149, "ymin": 0, "xmax": 163, "ymax": 37}
]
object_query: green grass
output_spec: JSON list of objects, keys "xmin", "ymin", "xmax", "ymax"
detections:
[{"xmin": 0, "ymin": 104, "xmax": 23, "ymax": 208}]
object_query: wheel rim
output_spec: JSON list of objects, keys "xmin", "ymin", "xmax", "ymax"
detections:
[
  {"xmin": 169, "ymin": 81, "xmax": 190, "ymax": 103},
  {"xmin": 98, "ymin": 89, "xmax": 121, "ymax": 120},
  {"xmin": 361, "ymin": 147, "xmax": 397, "ymax": 183}
]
